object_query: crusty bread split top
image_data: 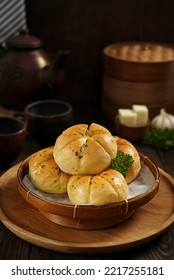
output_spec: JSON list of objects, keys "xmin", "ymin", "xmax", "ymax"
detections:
[
  {"xmin": 53, "ymin": 123, "xmax": 117, "ymax": 175},
  {"xmin": 28, "ymin": 147, "xmax": 70, "ymax": 194},
  {"xmin": 67, "ymin": 168, "xmax": 128, "ymax": 205},
  {"xmin": 115, "ymin": 136, "xmax": 141, "ymax": 183},
  {"xmin": 28, "ymin": 124, "xmax": 141, "ymax": 205}
]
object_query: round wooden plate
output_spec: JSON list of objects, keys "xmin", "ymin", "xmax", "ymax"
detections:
[{"xmin": 0, "ymin": 163, "xmax": 174, "ymax": 254}]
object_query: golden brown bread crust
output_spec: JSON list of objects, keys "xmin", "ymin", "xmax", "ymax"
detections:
[
  {"xmin": 67, "ymin": 168, "xmax": 128, "ymax": 205},
  {"xmin": 53, "ymin": 123, "xmax": 117, "ymax": 175},
  {"xmin": 114, "ymin": 136, "xmax": 141, "ymax": 183},
  {"xmin": 28, "ymin": 147, "xmax": 70, "ymax": 194}
]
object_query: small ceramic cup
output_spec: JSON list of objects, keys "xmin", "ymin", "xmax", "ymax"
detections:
[
  {"xmin": 115, "ymin": 116, "xmax": 151, "ymax": 142},
  {"xmin": 0, "ymin": 116, "xmax": 26, "ymax": 166},
  {"xmin": 24, "ymin": 99, "xmax": 73, "ymax": 146}
]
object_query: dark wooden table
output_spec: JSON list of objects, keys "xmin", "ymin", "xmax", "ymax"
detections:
[{"xmin": 0, "ymin": 110, "xmax": 174, "ymax": 260}]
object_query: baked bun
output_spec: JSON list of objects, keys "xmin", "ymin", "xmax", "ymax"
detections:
[
  {"xmin": 114, "ymin": 136, "xmax": 141, "ymax": 183},
  {"xmin": 67, "ymin": 168, "xmax": 128, "ymax": 205},
  {"xmin": 28, "ymin": 147, "xmax": 70, "ymax": 194},
  {"xmin": 54, "ymin": 123, "xmax": 117, "ymax": 175}
]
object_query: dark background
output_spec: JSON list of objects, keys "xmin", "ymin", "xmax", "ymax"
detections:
[{"xmin": 25, "ymin": 0, "xmax": 174, "ymax": 124}]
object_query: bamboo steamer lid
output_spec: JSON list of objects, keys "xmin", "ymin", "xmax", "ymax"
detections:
[{"xmin": 102, "ymin": 41, "xmax": 174, "ymax": 120}]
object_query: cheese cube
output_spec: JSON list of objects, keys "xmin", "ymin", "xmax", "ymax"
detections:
[
  {"xmin": 132, "ymin": 105, "xmax": 148, "ymax": 126},
  {"xmin": 118, "ymin": 109, "xmax": 137, "ymax": 127}
]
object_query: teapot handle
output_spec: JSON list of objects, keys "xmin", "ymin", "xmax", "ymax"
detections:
[
  {"xmin": 51, "ymin": 49, "xmax": 70, "ymax": 72},
  {"xmin": 47, "ymin": 49, "xmax": 70, "ymax": 89}
]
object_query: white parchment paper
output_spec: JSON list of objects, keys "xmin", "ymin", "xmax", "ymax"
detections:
[{"xmin": 23, "ymin": 161, "xmax": 156, "ymax": 204}]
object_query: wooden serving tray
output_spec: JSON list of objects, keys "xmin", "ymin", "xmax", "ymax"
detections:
[{"xmin": 0, "ymin": 163, "xmax": 174, "ymax": 254}]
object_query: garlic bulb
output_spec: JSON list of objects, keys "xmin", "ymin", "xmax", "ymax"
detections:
[{"xmin": 151, "ymin": 108, "xmax": 174, "ymax": 129}]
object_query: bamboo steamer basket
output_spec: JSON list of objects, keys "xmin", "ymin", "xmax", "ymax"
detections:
[
  {"xmin": 17, "ymin": 152, "xmax": 160, "ymax": 230},
  {"xmin": 102, "ymin": 41, "xmax": 174, "ymax": 120}
]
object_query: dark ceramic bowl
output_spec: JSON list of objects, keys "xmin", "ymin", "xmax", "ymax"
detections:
[
  {"xmin": 0, "ymin": 116, "xmax": 26, "ymax": 166},
  {"xmin": 24, "ymin": 99, "xmax": 73, "ymax": 146}
]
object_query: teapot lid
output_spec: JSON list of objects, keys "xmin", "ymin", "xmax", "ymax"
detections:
[{"xmin": 6, "ymin": 29, "xmax": 43, "ymax": 49}]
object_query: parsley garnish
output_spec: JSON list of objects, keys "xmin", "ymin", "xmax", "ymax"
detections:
[
  {"xmin": 142, "ymin": 128, "xmax": 174, "ymax": 150},
  {"xmin": 111, "ymin": 150, "xmax": 134, "ymax": 178}
]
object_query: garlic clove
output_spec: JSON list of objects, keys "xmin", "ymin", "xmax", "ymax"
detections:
[{"xmin": 151, "ymin": 108, "xmax": 174, "ymax": 129}]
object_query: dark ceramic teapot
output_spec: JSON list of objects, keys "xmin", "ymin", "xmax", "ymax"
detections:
[{"xmin": 0, "ymin": 30, "xmax": 69, "ymax": 110}]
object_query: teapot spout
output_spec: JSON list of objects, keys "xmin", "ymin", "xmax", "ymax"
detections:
[{"xmin": 48, "ymin": 49, "xmax": 70, "ymax": 89}]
